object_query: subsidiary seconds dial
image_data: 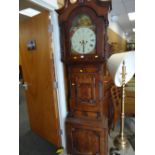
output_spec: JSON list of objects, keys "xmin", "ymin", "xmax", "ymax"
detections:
[{"xmin": 71, "ymin": 27, "xmax": 96, "ymax": 54}]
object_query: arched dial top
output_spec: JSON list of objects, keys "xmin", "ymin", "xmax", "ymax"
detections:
[{"xmin": 71, "ymin": 27, "xmax": 96, "ymax": 54}]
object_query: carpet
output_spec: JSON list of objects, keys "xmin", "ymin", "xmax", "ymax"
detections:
[{"xmin": 19, "ymin": 130, "xmax": 57, "ymax": 155}]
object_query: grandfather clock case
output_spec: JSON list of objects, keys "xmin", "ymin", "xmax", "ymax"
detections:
[{"xmin": 57, "ymin": 0, "xmax": 112, "ymax": 154}]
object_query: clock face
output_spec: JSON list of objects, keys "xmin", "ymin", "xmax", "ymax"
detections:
[{"xmin": 71, "ymin": 27, "xmax": 96, "ymax": 54}]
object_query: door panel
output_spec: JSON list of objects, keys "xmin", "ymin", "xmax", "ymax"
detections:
[
  {"xmin": 19, "ymin": 11, "xmax": 61, "ymax": 147},
  {"xmin": 69, "ymin": 65, "xmax": 104, "ymax": 112},
  {"xmin": 75, "ymin": 75, "xmax": 97, "ymax": 105}
]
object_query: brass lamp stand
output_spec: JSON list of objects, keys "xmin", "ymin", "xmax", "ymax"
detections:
[{"xmin": 114, "ymin": 61, "xmax": 129, "ymax": 149}]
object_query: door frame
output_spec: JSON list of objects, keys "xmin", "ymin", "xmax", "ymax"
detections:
[{"xmin": 50, "ymin": 11, "xmax": 67, "ymax": 149}]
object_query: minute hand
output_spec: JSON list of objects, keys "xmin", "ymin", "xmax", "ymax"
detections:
[
  {"xmin": 80, "ymin": 40, "xmax": 85, "ymax": 54},
  {"xmin": 82, "ymin": 40, "xmax": 88, "ymax": 54},
  {"xmin": 83, "ymin": 40, "xmax": 85, "ymax": 53}
]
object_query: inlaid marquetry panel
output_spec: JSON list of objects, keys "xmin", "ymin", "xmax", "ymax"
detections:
[
  {"xmin": 75, "ymin": 75, "xmax": 96, "ymax": 104},
  {"xmin": 70, "ymin": 73, "xmax": 103, "ymax": 112}
]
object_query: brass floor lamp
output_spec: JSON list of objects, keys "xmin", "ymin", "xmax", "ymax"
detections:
[{"xmin": 107, "ymin": 51, "xmax": 135, "ymax": 149}]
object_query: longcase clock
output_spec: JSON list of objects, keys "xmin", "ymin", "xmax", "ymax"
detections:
[{"xmin": 57, "ymin": 0, "xmax": 112, "ymax": 155}]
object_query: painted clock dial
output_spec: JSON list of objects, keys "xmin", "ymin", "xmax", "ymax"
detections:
[
  {"xmin": 70, "ymin": 14, "xmax": 96, "ymax": 55},
  {"xmin": 71, "ymin": 27, "xmax": 96, "ymax": 54}
]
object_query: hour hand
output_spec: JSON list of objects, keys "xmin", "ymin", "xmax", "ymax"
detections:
[{"xmin": 79, "ymin": 40, "xmax": 85, "ymax": 53}]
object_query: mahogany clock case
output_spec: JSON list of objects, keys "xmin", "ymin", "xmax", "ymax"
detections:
[{"xmin": 57, "ymin": 1, "xmax": 112, "ymax": 155}]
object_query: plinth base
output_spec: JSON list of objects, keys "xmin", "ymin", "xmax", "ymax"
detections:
[{"xmin": 66, "ymin": 117, "xmax": 108, "ymax": 155}]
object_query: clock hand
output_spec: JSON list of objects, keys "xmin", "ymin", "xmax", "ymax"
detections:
[
  {"xmin": 82, "ymin": 40, "xmax": 85, "ymax": 53},
  {"xmin": 80, "ymin": 40, "xmax": 85, "ymax": 53},
  {"xmin": 81, "ymin": 40, "xmax": 88, "ymax": 54}
]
